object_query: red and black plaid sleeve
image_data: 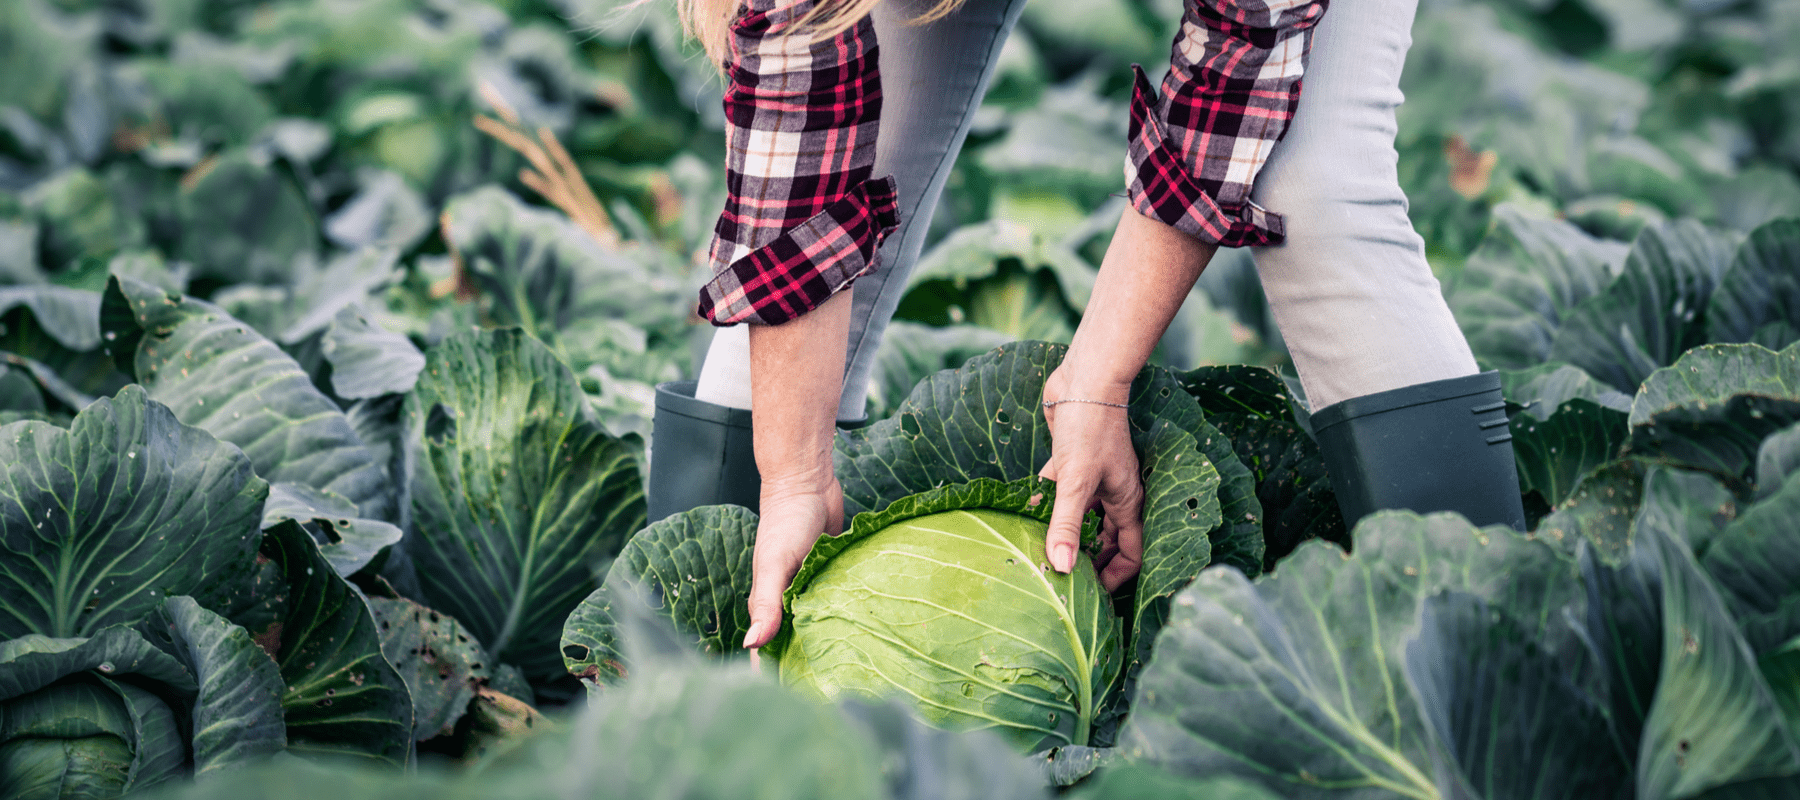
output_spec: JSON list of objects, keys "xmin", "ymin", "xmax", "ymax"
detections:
[
  {"xmin": 698, "ymin": 0, "xmax": 900, "ymax": 327},
  {"xmin": 1127, "ymin": 0, "xmax": 1329, "ymax": 247}
]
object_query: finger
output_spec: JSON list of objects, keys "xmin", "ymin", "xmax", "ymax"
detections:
[
  {"xmin": 743, "ymin": 541, "xmax": 807, "ymax": 650},
  {"xmin": 1044, "ymin": 475, "xmax": 1093, "ymax": 575},
  {"xmin": 1099, "ymin": 501, "xmax": 1145, "ymax": 592}
]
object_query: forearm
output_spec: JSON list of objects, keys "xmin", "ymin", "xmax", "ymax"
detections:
[
  {"xmin": 749, "ymin": 290, "xmax": 854, "ymax": 490},
  {"xmin": 1056, "ymin": 207, "xmax": 1218, "ymax": 397}
]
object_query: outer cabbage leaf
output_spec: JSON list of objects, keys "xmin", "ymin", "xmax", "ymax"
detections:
[
  {"xmin": 264, "ymin": 521, "xmax": 411, "ymax": 766},
  {"xmin": 1549, "ymin": 220, "xmax": 1739, "ymax": 393},
  {"xmin": 172, "ymin": 152, "xmax": 317, "ymax": 285},
  {"xmin": 894, "ymin": 221, "xmax": 1093, "ymax": 343},
  {"xmin": 1703, "ymin": 431, "xmax": 1800, "ymax": 656},
  {"xmin": 1500, "ymin": 362, "xmax": 1633, "ymax": 421},
  {"xmin": 141, "ymin": 597, "xmax": 286, "ymax": 775},
  {"xmin": 368, "ymin": 595, "xmax": 503, "ymax": 742},
  {"xmin": 0, "ymin": 286, "xmax": 101, "ymax": 351},
  {"xmin": 1120, "ymin": 512, "xmax": 1588, "ymax": 800},
  {"xmin": 403, "ymin": 328, "xmax": 644, "ymax": 683},
  {"xmin": 100, "ymin": 275, "xmax": 392, "ymax": 522},
  {"xmin": 1511, "ymin": 398, "xmax": 1630, "ymax": 511},
  {"xmin": 1628, "ymin": 342, "xmax": 1800, "ymax": 486},
  {"xmin": 773, "ymin": 477, "xmax": 1121, "ymax": 751},
  {"xmin": 0, "ymin": 385, "xmax": 265, "ymax": 639},
  {"xmin": 1534, "ymin": 458, "xmax": 1659, "ymax": 565},
  {"xmin": 1638, "ymin": 520, "xmax": 1800, "ymax": 798},
  {"xmin": 0, "ymin": 628, "xmax": 195, "ymax": 798},
  {"xmin": 562, "ymin": 504, "xmax": 759, "ymax": 683},
  {"xmin": 1404, "ymin": 591, "xmax": 1622, "ymax": 799},
  {"xmin": 865, "ymin": 321, "xmax": 1012, "ymax": 420},
  {"xmin": 1707, "ymin": 219, "xmax": 1800, "ymax": 347},
  {"xmin": 1448, "ymin": 205, "xmax": 1627, "ymax": 370}
]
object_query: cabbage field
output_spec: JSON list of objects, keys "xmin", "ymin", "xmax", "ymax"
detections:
[{"xmin": 1, "ymin": 0, "xmax": 1798, "ymax": 797}]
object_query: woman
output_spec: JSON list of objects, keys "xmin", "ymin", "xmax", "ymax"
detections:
[{"xmin": 644, "ymin": 0, "xmax": 1527, "ymax": 652}]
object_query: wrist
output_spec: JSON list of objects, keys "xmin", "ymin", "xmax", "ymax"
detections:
[{"xmin": 1047, "ymin": 357, "xmax": 1135, "ymax": 404}]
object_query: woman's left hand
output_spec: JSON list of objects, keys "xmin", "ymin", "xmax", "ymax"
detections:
[{"xmin": 1037, "ymin": 365, "xmax": 1145, "ymax": 592}]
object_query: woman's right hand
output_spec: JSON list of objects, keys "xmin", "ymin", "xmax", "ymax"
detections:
[{"xmin": 742, "ymin": 469, "xmax": 843, "ymax": 650}]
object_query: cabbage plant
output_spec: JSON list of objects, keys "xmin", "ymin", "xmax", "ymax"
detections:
[{"xmin": 768, "ymin": 478, "xmax": 1122, "ymax": 752}]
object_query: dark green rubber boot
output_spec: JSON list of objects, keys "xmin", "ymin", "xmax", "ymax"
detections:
[
  {"xmin": 647, "ymin": 381, "xmax": 760, "ymax": 524},
  {"xmin": 1311, "ymin": 371, "xmax": 1526, "ymax": 531}
]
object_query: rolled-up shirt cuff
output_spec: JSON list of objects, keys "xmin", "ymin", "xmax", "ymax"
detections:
[
  {"xmin": 698, "ymin": 175, "xmax": 900, "ymax": 327},
  {"xmin": 1123, "ymin": 66, "xmax": 1285, "ymax": 248}
]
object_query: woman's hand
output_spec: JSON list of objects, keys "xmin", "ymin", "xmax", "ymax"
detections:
[
  {"xmin": 1038, "ymin": 366, "xmax": 1144, "ymax": 592},
  {"xmin": 742, "ymin": 468, "xmax": 843, "ymax": 650},
  {"xmin": 739, "ymin": 289, "xmax": 855, "ymax": 652},
  {"xmin": 1038, "ymin": 206, "xmax": 1219, "ymax": 591}
]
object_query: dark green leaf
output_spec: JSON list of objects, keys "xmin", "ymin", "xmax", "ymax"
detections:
[
  {"xmin": 1404, "ymin": 591, "xmax": 1625, "ymax": 799},
  {"xmin": 0, "ymin": 362, "xmax": 44, "ymax": 412},
  {"xmin": 1703, "ymin": 446, "xmax": 1800, "ymax": 656},
  {"xmin": 1533, "ymin": 458, "xmax": 1647, "ymax": 563},
  {"xmin": 404, "ymin": 328, "xmax": 644, "ymax": 683},
  {"xmin": 0, "ymin": 628, "xmax": 195, "ymax": 702},
  {"xmin": 1627, "ymin": 342, "xmax": 1800, "ymax": 485},
  {"xmin": 1500, "ymin": 362, "xmax": 1633, "ymax": 421},
  {"xmin": 0, "ymin": 303, "xmax": 130, "ymax": 405},
  {"xmin": 1207, "ymin": 412, "xmax": 1344, "ymax": 569},
  {"xmin": 563, "ymin": 504, "xmax": 759, "ymax": 683},
  {"xmin": 1512, "ymin": 399, "xmax": 1631, "ymax": 510},
  {"xmin": 896, "ymin": 221, "xmax": 1093, "ymax": 342},
  {"xmin": 0, "ymin": 285, "xmax": 100, "ymax": 351},
  {"xmin": 1754, "ymin": 423, "xmax": 1800, "ymax": 502},
  {"xmin": 368, "ymin": 596, "xmax": 498, "ymax": 742},
  {"xmin": 174, "ymin": 152, "xmax": 317, "ymax": 284},
  {"xmin": 1119, "ymin": 512, "xmax": 1583, "ymax": 800},
  {"xmin": 1450, "ymin": 205, "xmax": 1627, "ymax": 370},
  {"xmin": 1638, "ymin": 521, "xmax": 1800, "ymax": 799},
  {"xmin": 1708, "ymin": 219, "xmax": 1800, "ymax": 346},
  {"xmin": 102, "ymin": 275, "xmax": 393, "ymax": 522},
  {"xmin": 0, "ymin": 385, "xmax": 266, "ymax": 639},
  {"xmin": 145, "ymin": 597, "xmax": 286, "ymax": 775},
  {"xmin": 323, "ymin": 170, "xmax": 432, "ymax": 252},
  {"xmin": 1067, "ymin": 761, "xmax": 1284, "ymax": 800},
  {"xmin": 1550, "ymin": 220, "xmax": 1739, "ymax": 393},
  {"xmin": 1577, "ymin": 538, "xmax": 1663, "ymax": 765},
  {"xmin": 265, "ymin": 521, "xmax": 411, "ymax": 767},
  {"xmin": 1176, "ymin": 365, "xmax": 1295, "ymax": 422}
]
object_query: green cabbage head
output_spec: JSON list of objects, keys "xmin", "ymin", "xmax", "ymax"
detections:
[{"xmin": 769, "ymin": 478, "xmax": 1122, "ymax": 751}]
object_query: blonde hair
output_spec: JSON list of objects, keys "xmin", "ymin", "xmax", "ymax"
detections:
[{"xmin": 676, "ymin": 0, "xmax": 970, "ymax": 65}]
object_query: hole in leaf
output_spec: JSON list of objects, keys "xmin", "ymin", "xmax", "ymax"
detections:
[
  {"xmin": 426, "ymin": 404, "xmax": 456, "ymax": 443},
  {"xmin": 900, "ymin": 413, "xmax": 922, "ymax": 438},
  {"xmin": 563, "ymin": 645, "xmax": 589, "ymax": 660}
]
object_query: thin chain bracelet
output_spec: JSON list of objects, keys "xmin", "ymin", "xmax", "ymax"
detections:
[{"xmin": 1042, "ymin": 398, "xmax": 1130, "ymax": 410}]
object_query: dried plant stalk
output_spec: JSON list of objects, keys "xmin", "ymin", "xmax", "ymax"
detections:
[{"xmin": 472, "ymin": 81, "xmax": 620, "ymax": 249}]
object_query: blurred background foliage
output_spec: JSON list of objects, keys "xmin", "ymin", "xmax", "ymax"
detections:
[{"xmin": 0, "ymin": 0, "xmax": 1796, "ymax": 433}]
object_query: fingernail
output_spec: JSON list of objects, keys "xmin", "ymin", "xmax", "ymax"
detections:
[
  {"xmin": 742, "ymin": 625, "xmax": 760, "ymax": 648},
  {"xmin": 1053, "ymin": 544, "xmax": 1074, "ymax": 573}
]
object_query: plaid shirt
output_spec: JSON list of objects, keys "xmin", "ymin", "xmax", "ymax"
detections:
[
  {"xmin": 1128, "ymin": 0, "xmax": 1328, "ymax": 247},
  {"xmin": 700, "ymin": 0, "xmax": 1326, "ymax": 325},
  {"xmin": 698, "ymin": 0, "xmax": 898, "ymax": 327}
]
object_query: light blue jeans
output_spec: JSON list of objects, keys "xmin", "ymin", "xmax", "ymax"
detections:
[{"xmin": 696, "ymin": 0, "xmax": 1477, "ymax": 416}]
